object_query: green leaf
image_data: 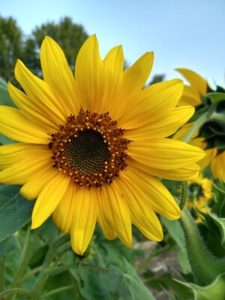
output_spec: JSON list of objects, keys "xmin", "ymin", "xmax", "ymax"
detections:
[
  {"xmin": 0, "ymin": 185, "xmax": 34, "ymax": 241},
  {"xmin": 0, "ymin": 78, "xmax": 15, "ymax": 106},
  {"xmin": 147, "ymin": 273, "xmax": 194, "ymax": 300},
  {"xmin": 161, "ymin": 218, "xmax": 185, "ymax": 250},
  {"xmin": 0, "ymin": 78, "xmax": 16, "ymax": 144},
  {"xmin": 0, "ymin": 134, "xmax": 15, "ymax": 145},
  {"xmin": 44, "ymin": 271, "xmax": 80, "ymax": 300},
  {"xmin": 162, "ymin": 217, "xmax": 191, "ymax": 273},
  {"xmin": 108, "ymin": 259, "xmax": 156, "ymax": 300}
]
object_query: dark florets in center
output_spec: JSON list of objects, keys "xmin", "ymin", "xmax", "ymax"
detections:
[
  {"xmin": 64, "ymin": 130, "xmax": 110, "ymax": 175},
  {"xmin": 49, "ymin": 110, "xmax": 129, "ymax": 188}
]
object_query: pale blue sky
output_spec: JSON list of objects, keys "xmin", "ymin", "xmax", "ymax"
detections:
[{"xmin": 1, "ymin": 0, "xmax": 225, "ymax": 87}]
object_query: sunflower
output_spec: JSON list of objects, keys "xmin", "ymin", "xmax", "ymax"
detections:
[
  {"xmin": 176, "ymin": 68, "xmax": 208, "ymax": 106},
  {"xmin": 0, "ymin": 36, "xmax": 205, "ymax": 255},
  {"xmin": 176, "ymin": 68, "xmax": 225, "ymax": 181},
  {"xmin": 173, "ymin": 123, "xmax": 217, "ymax": 171},
  {"xmin": 187, "ymin": 176, "xmax": 213, "ymax": 222}
]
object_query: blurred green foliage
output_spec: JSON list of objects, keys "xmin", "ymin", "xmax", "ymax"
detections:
[{"xmin": 0, "ymin": 15, "xmax": 88, "ymax": 81}]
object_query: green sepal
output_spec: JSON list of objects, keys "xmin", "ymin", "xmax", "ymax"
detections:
[
  {"xmin": 176, "ymin": 272, "xmax": 225, "ymax": 300},
  {"xmin": 206, "ymin": 92, "xmax": 225, "ymax": 105},
  {"xmin": 180, "ymin": 208, "xmax": 225, "ymax": 285}
]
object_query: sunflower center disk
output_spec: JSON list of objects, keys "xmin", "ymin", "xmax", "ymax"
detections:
[
  {"xmin": 65, "ymin": 130, "xmax": 110, "ymax": 174},
  {"xmin": 49, "ymin": 110, "xmax": 129, "ymax": 188}
]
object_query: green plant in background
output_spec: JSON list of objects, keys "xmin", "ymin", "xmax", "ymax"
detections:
[{"xmin": 0, "ymin": 16, "xmax": 88, "ymax": 82}]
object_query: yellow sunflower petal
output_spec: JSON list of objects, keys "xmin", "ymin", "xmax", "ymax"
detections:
[
  {"xmin": 15, "ymin": 60, "xmax": 66, "ymax": 124},
  {"xmin": 104, "ymin": 182, "xmax": 132, "ymax": 247},
  {"xmin": 0, "ymin": 153, "xmax": 50, "ymax": 184},
  {"xmin": 97, "ymin": 188, "xmax": 117, "ymax": 240},
  {"xmin": 31, "ymin": 174, "xmax": 70, "ymax": 229},
  {"xmin": 122, "ymin": 166, "xmax": 180, "ymax": 220},
  {"xmin": 125, "ymin": 105, "xmax": 194, "ymax": 140},
  {"xmin": 128, "ymin": 138, "xmax": 205, "ymax": 170},
  {"xmin": 118, "ymin": 79, "xmax": 183, "ymax": 129},
  {"xmin": 173, "ymin": 122, "xmax": 197, "ymax": 140},
  {"xmin": 198, "ymin": 148, "xmax": 217, "ymax": 170},
  {"xmin": 41, "ymin": 36, "xmax": 79, "ymax": 115},
  {"xmin": 0, "ymin": 143, "xmax": 49, "ymax": 169},
  {"xmin": 20, "ymin": 166, "xmax": 58, "ymax": 200},
  {"xmin": 8, "ymin": 83, "xmax": 58, "ymax": 131},
  {"xmin": 0, "ymin": 107, "xmax": 50, "ymax": 144},
  {"xmin": 179, "ymin": 85, "xmax": 202, "ymax": 106},
  {"xmin": 176, "ymin": 68, "xmax": 207, "ymax": 95},
  {"xmin": 211, "ymin": 151, "xmax": 225, "ymax": 181},
  {"xmin": 122, "ymin": 52, "xmax": 154, "ymax": 97},
  {"xmin": 53, "ymin": 182, "xmax": 76, "ymax": 233},
  {"xmin": 75, "ymin": 35, "xmax": 103, "ymax": 111},
  {"xmin": 117, "ymin": 178, "xmax": 163, "ymax": 240},
  {"xmin": 70, "ymin": 188, "xmax": 98, "ymax": 255},
  {"xmin": 130, "ymin": 158, "xmax": 200, "ymax": 181},
  {"xmin": 99, "ymin": 45, "xmax": 124, "ymax": 113}
]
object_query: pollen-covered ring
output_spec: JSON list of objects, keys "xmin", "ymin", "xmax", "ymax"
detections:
[{"xmin": 49, "ymin": 110, "xmax": 130, "ymax": 188}]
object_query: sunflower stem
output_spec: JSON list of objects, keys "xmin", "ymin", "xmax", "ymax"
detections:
[
  {"xmin": 42, "ymin": 285, "xmax": 76, "ymax": 298},
  {"xmin": 31, "ymin": 234, "xmax": 70, "ymax": 298},
  {"xmin": 0, "ymin": 288, "xmax": 33, "ymax": 299},
  {"xmin": 180, "ymin": 208, "xmax": 225, "ymax": 285},
  {"xmin": 179, "ymin": 182, "xmax": 188, "ymax": 210},
  {"xmin": 18, "ymin": 266, "xmax": 42, "ymax": 284},
  {"xmin": 11, "ymin": 227, "xmax": 32, "ymax": 288},
  {"xmin": 182, "ymin": 112, "xmax": 209, "ymax": 143},
  {"xmin": 0, "ymin": 257, "xmax": 4, "ymax": 292}
]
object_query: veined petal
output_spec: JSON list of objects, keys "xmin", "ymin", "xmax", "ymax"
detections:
[
  {"xmin": 111, "ymin": 52, "xmax": 154, "ymax": 122},
  {"xmin": 0, "ymin": 143, "xmax": 49, "ymax": 169},
  {"xmin": 128, "ymin": 138, "xmax": 205, "ymax": 170},
  {"xmin": 99, "ymin": 45, "xmax": 124, "ymax": 113},
  {"xmin": 97, "ymin": 188, "xmax": 117, "ymax": 240},
  {"xmin": 8, "ymin": 83, "xmax": 58, "ymax": 131},
  {"xmin": 15, "ymin": 60, "xmax": 66, "ymax": 124},
  {"xmin": 20, "ymin": 166, "xmax": 59, "ymax": 200},
  {"xmin": 173, "ymin": 122, "xmax": 196, "ymax": 140},
  {"xmin": 122, "ymin": 52, "xmax": 154, "ymax": 97},
  {"xmin": 104, "ymin": 182, "xmax": 132, "ymax": 247},
  {"xmin": 31, "ymin": 174, "xmax": 70, "ymax": 229},
  {"xmin": 176, "ymin": 68, "xmax": 207, "ymax": 95},
  {"xmin": 179, "ymin": 85, "xmax": 202, "ymax": 106},
  {"xmin": 0, "ymin": 106, "xmax": 50, "ymax": 144},
  {"xmin": 70, "ymin": 188, "xmax": 98, "ymax": 255},
  {"xmin": 118, "ymin": 79, "xmax": 183, "ymax": 129},
  {"xmin": 117, "ymin": 177, "xmax": 163, "ymax": 240},
  {"xmin": 125, "ymin": 106, "xmax": 194, "ymax": 140},
  {"xmin": 130, "ymin": 158, "xmax": 200, "ymax": 181},
  {"xmin": 41, "ymin": 36, "xmax": 79, "ymax": 115},
  {"xmin": 53, "ymin": 182, "xmax": 76, "ymax": 233},
  {"xmin": 75, "ymin": 35, "xmax": 103, "ymax": 111},
  {"xmin": 198, "ymin": 148, "xmax": 217, "ymax": 170},
  {"xmin": 0, "ymin": 153, "xmax": 50, "ymax": 184},
  {"xmin": 211, "ymin": 151, "xmax": 225, "ymax": 181},
  {"xmin": 121, "ymin": 167, "xmax": 180, "ymax": 220}
]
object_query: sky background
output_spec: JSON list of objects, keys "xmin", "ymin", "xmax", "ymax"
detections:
[{"xmin": 1, "ymin": 0, "xmax": 225, "ymax": 87}]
